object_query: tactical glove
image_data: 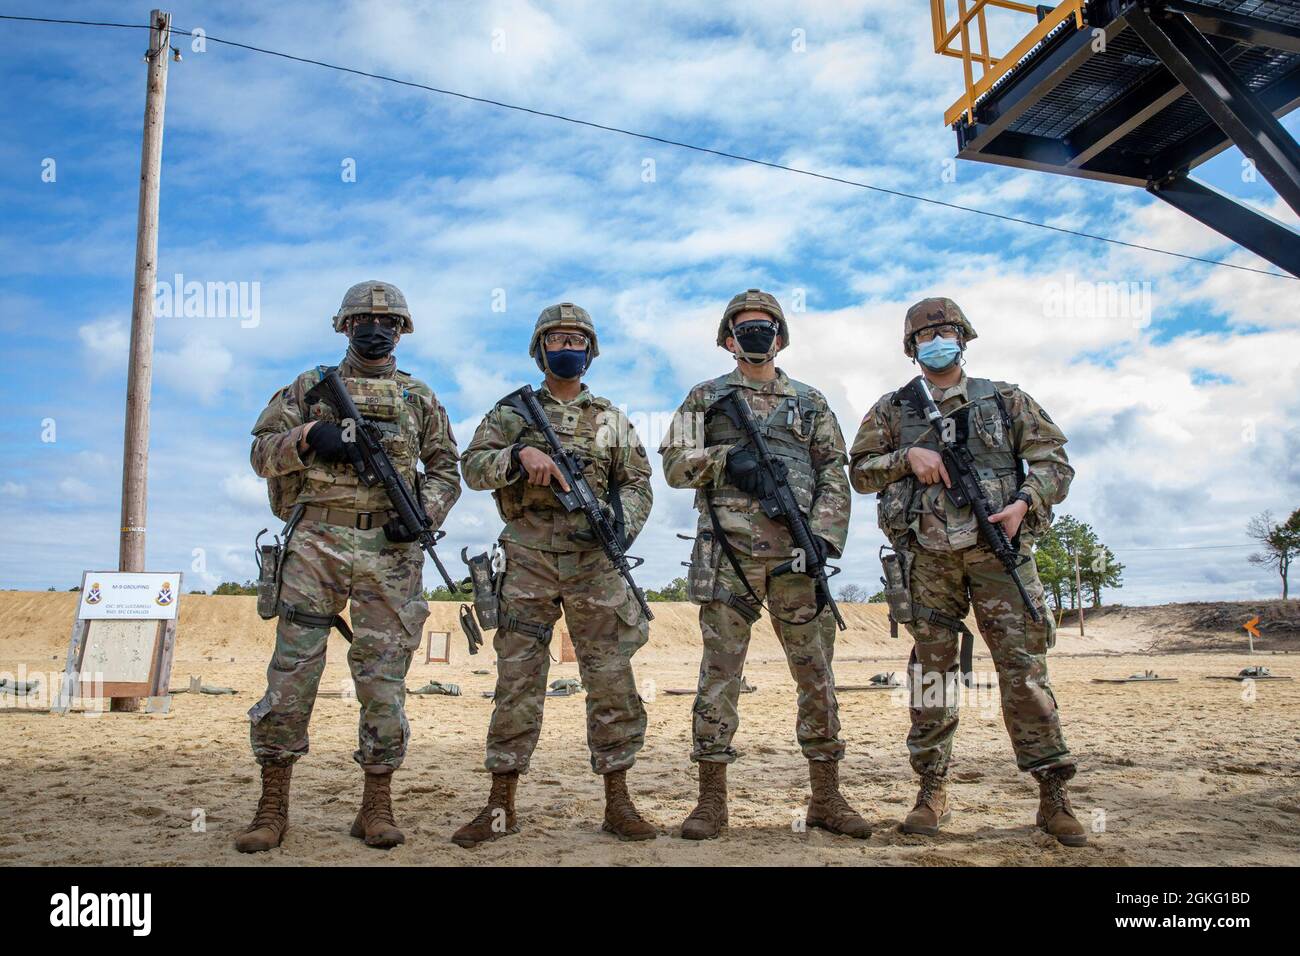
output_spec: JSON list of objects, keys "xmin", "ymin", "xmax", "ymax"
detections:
[
  {"xmin": 306, "ymin": 422, "xmax": 352, "ymax": 464},
  {"xmin": 382, "ymin": 517, "xmax": 421, "ymax": 544},
  {"xmin": 725, "ymin": 446, "xmax": 763, "ymax": 494}
]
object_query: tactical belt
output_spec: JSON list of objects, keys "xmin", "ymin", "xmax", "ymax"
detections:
[
  {"xmin": 501, "ymin": 613, "xmax": 553, "ymax": 644},
  {"xmin": 279, "ymin": 601, "xmax": 356, "ymax": 644},
  {"xmin": 300, "ymin": 505, "xmax": 394, "ymax": 530},
  {"xmin": 912, "ymin": 604, "xmax": 976, "ymax": 687}
]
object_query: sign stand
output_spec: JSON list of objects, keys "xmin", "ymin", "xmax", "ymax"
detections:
[{"xmin": 53, "ymin": 571, "xmax": 181, "ymax": 715}]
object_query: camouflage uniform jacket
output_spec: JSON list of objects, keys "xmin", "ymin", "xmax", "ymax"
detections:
[
  {"xmin": 460, "ymin": 383, "xmax": 653, "ymax": 552},
  {"xmin": 250, "ymin": 356, "xmax": 461, "ymax": 524},
  {"xmin": 659, "ymin": 367, "xmax": 850, "ymax": 558},
  {"xmin": 849, "ymin": 372, "xmax": 1072, "ymax": 552}
]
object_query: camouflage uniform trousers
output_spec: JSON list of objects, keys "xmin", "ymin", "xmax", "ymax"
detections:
[
  {"xmin": 693, "ymin": 554, "xmax": 845, "ymax": 764},
  {"xmin": 248, "ymin": 520, "xmax": 429, "ymax": 770},
  {"xmin": 902, "ymin": 534, "xmax": 1074, "ymax": 776},
  {"xmin": 485, "ymin": 540, "xmax": 649, "ymax": 776}
]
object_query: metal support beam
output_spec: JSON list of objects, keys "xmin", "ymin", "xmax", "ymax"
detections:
[
  {"xmin": 1148, "ymin": 175, "xmax": 1300, "ymax": 277},
  {"xmin": 972, "ymin": 130, "xmax": 1150, "ymax": 183},
  {"xmin": 1163, "ymin": 0, "xmax": 1300, "ymax": 55},
  {"xmin": 1128, "ymin": 5, "xmax": 1300, "ymax": 216}
]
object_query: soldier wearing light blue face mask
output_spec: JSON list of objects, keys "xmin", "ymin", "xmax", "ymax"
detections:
[{"xmin": 848, "ymin": 296, "xmax": 1084, "ymax": 848}]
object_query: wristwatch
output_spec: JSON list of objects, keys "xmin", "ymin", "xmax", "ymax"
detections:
[{"xmin": 1012, "ymin": 490, "xmax": 1033, "ymax": 510}]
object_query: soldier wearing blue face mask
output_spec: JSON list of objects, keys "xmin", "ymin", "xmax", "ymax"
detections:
[
  {"xmin": 454, "ymin": 302, "xmax": 657, "ymax": 847},
  {"xmin": 849, "ymin": 297, "xmax": 1085, "ymax": 847}
]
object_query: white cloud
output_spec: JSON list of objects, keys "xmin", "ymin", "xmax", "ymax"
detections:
[
  {"xmin": 6, "ymin": 0, "xmax": 1297, "ymax": 605},
  {"xmin": 222, "ymin": 472, "xmax": 267, "ymax": 509},
  {"xmin": 155, "ymin": 336, "xmax": 236, "ymax": 404},
  {"xmin": 56, "ymin": 478, "xmax": 96, "ymax": 504}
]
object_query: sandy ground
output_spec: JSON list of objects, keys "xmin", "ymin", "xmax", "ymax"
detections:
[{"xmin": 1, "ymin": 593, "xmax": 1297, "ymax": 866}]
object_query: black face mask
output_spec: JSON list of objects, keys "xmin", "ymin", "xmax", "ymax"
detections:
[
  {"xmin": 732, "ymin": 320, "xmax": 778, "ymax": 363},
  {"xmin": 351, "ymin": 322, "xmax": 397, "ymax": 359}
]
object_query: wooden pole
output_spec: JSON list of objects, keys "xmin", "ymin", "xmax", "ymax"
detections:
[
  {"xmin": 115, "ymin": 9, "xmax": 172, "ymax": 713},
  {"xmin": 1073, "ymin": 548, "xmax": 1085, "ymax": 638}
]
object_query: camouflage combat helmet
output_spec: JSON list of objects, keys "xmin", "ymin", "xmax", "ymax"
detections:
[
  {"xmin": 529, "ymin": 302, "xmax": 600, "ymax": 370},
  {"xmin": 332, "ymin": 280, "xmax": 414, "ymax": 334},
  {"xmin": 903, "ymin": 296, "xmax": 977, "ymax": 357},
  {"xmin": 716, "ymin": 287, "xmax": 789, "ymax": 348}
]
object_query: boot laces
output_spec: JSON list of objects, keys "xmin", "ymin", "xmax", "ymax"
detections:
[
  {"xmin": 250, "ymin": 773, "xmax": 288, "ymax": 830},
  {"xmin": 1042, "ymin": 774, "xmax": 1072, "ymax": 815},
  {"xmin": 363, "ymin": 782, "xmax": 396, "ymax": 827},
  {"xmin": 823, "ymin": 789, "xmax": 857, "ymax": 821},
  {"xmin": 688, "ymin": 775, "xmax": 725, "ymax": 823},
  {"xmin": 916, "ymin": 774, "xmax": 945, "ymax": 810},
  {"xmin": 605, "ymin": 775, "xmax": 643, "ymax": 821},
  {"xmin": 470, "ymin": 777, "xmax": 513, "ymax": 828}
]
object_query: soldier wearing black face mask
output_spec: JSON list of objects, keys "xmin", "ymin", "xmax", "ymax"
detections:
[
  {"xmin": 237, "ymin": 280, "xmax": 461, "ymax": 854},
  {"xmin": 659, "ymin": 288, "xmax": 867, "ymax": 842}
]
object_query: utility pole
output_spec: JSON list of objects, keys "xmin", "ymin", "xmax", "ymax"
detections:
[
  {"xmin": 1073, "ymin": 548, "xmax": 1085, "ymax": 639},
  {"xmin": 115, "ymin": 9, "xmax": 174, "ymax": 712}
]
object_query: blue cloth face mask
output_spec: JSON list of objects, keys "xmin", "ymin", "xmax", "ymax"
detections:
[
  {"xmin": 545, "ymin": 348, "xmax": 588, "ymax": 380},
  {"xmin": 916, "ymin": 335, "xmax": 961, "ymax": 370}
]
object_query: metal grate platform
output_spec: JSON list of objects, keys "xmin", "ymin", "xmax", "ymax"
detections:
[{"xmin": 946, "ymin": 0, "xmax": 1300, "ymax": 274}]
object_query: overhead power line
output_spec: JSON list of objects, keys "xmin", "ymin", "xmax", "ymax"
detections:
[{"xmin": 2, "ymin": 13, "xmax": 1294, "ymax": 280}]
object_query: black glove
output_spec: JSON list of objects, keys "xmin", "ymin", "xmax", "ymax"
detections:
[
  {"xmin": 306, "ymin": 421, "xmax": 352, "ymax": 464},
  {"xmin": 812, "ymin": 535, "xmax": 833, "ymax": 565},
  {"xmin": 382, "ymin": 517, "xmax": 420, "ymax": 544},
  {"xmin": 725, "ymin": 446, "xmax": 763, "ymax": 494}
]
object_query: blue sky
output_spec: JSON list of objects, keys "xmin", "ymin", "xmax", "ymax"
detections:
[{"xmin": 2, "ymin": 1, "xmax": 1298, "ymax": 605}]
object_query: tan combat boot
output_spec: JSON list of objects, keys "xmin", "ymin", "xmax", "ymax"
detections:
[
  {"xmin": 234, "ymin": 762, "xmax": 293, "ymax": 853},
  {"xmin": 680, "ymin": 761, "xmax": 727, "ymax": 840},
  {"xmin": 901, "ymin": 771, "xmax": 950, "ymax": 836},
  {"xmin": 1034, "ymin": 767, "xmax": 1088, "ymax": 847},
  {"xmin": 451, "ymin": 771, "xmax": 520, "ymax": 848},
  {"xmin": 806, "ymin": 760, "xmax": 872, "ymax": 839},
  {"xmin": 601, "ymin": 769, "xmax": 657, "ymax": 841},
  {"xmin": 349, "ymin": 769, "xmax": 405, "ymax": 849}
]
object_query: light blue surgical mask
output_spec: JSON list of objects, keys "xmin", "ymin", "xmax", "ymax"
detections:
[{"xmin": 916, "ymin": 335, "xmax": 962, "ymax": 370}]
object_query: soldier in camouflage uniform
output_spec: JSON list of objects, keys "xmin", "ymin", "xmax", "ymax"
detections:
[
  {"xmin": 659, "ymin": 289, "xmax": 871, "ymax": 841},
  {"xmin": 451, "ymin": 303, "xmax": 656, "ymax": 847},
  {"xmin": 849, "ymin": 297, "xmax": 1085, "ymax": 847},
  {"xmin": 235, "ymin": 281, "xmax": 461, "ymax": 853}
]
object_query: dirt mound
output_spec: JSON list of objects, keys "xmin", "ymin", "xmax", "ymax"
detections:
[
  {"xmin": 5, "ymin": 592, "xmax": 1289, "ymax": 666},
  {"xmin": 1057, "ymin": 600, "xmax": 1300, "ymax": 653},
  {"xmin": 0, "ymin": 591, "xmax": 902, "ymax": 665}
]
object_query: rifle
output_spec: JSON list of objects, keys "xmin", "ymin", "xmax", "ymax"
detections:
[
  {"xmin": 897, "ymin": 375, "xmax": 1042, "ymax": 623},
  {"xmin": 304, "ymin": 367, "xmax": 461, "ymax": 599},
  {"xmin": 500, "ymin": 385, "xmax": 654, "ymax": 622},
  {"xmin": 707, "ymin": 390, "xmax": 846, "ymax": 631}
]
